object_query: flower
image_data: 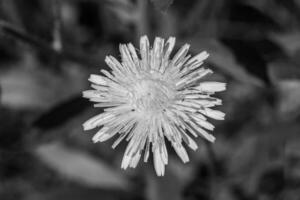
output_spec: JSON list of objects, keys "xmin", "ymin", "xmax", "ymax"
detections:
[{"xmin": 83, "ymin": 36, "xmax": 226, "ymax": 176}]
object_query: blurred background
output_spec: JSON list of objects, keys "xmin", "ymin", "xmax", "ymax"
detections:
[{"xmin": 0, "ymin": 0, "xmax": 298, "ymax": 199}]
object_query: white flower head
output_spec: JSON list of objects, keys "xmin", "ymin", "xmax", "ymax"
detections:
[{"xmin": 83, "ymin": 36, "xmax": 226, "ymax": 176}]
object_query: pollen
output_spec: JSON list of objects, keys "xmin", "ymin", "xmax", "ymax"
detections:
[{"xmin": 128, "ymin": 76, "xmax": 175, "ymax": 115}]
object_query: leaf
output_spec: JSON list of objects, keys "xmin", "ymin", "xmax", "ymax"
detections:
[
  {"xmin": 0, "ymin": 108, "xmax": 24, "ymax": 149},
  {"xmin": 243, "ymin": 0, "xmax": 294, "ymax": 29},
  {"xmin": 150, "ymin": 0, "xmax": 174, "ymax": 12},
  {"xmin": 35, "ymin": 142, "xmax": 130, "ymax": 189},
  {"xmin": 275, "ymin": 80, "xmax": 300, "ymax": 119},
  {"xmin": 43, "ymin": 186, "xmax": 140, "ymax": 200},
  {"xmin": 270, "ymin": 32, "xmax": 300, "ymax": 56},
  {"xmin": 106, "ymin": 0, "xmax": 138, "ymax": 23},
  {"xmin": 221, "ymin": 38, "xmax": 281, "ymax": 84},
  {"xmin": 257, "ymin": 167, "xmax": 284, "ymax": 196},
  {"xmin": 268, "ymin": 61, "xmax": 300, "ymax": 119},
  {"xmin": 33, "ymin": 95, "xmax": 91, "ymax": 130},
  {"xmin": 187, "ymin": 38, "xmax": 264, "ymax": 87},
  {"xmin": 285, "ymin": 137, "xmax": 300, "ymax": 180},
  {"xmin": 220, "ymin": 81, "xmax": 264, "ymax": 137},
  {"xmin": 226, "ymin": 123, "xmax": 288, "ymax": 196},
  {"xmin": 146, "ymin": 157, "xmax": 193, "ymax": 200},
  {"xmin": 0, "ymin": 54, "xmax": 87, "ymax": 110},
  {"xmin": 0, "ymin": 67, "xmax": 54, "ymax": 109},
  {"xmin": 228, "ymin": 3, "xmax": 279, "ymax": 31}
]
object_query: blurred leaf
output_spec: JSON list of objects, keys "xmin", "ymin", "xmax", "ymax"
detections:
[
  {"xmin": 0, "ymin": 179, "xmax": 40, "ymax": 200},
  {"xmin": 220, "ymin": 39, "xmax": 280, "ymax": 84},
  {"xmin": 227, "ymin": 124, "xmax": 287, "ymax": 196},
  {"xmin": 12, "ymin": 0, "xmax": 53, "ymax": 40},
  {"xmin": 42, "ymin": 186, "xmax": 140, "ymax": 200},
  {"xmin": 33, "ymin": 95, "xmax": 91, "ymax": 130},
  {"xmin": 0, "ymin": 68, "xmax": 53, "ymax": 109},
  {"xmin": 188, "ymin": 38, "xmax": 264, "ymax": 87},
  {"xmin": 243, "ymin": 0, "xmax": 295, "ymax": 29},
  {"xmin": 275, "ymin": 80, "xmax": 300, "ymax": 119},
  {"xmin": 270, "ymin": 32, "xmax": 300, "ymax": 56},
  {"xmin": 268, "ymin": 61, "xmax": 300, "ymax": 119},
  {"xmin": 228, "ymin": 136, "xmax": 263, "ymax": 177},
  {"xmin": 228, "ymin": 3, "xmax": 280, "ymax": 31},
  {"xmin": 0, "ymin": 108, "xmax": 24, "ymax": 150},
  {"xmin": 286, "ymin": 137, "xmax": 300, "ymax": 181},
  {"xmin": 107, "ymin": 0, "xmax": 137, "ymax": 23},
  {"xmin": 220, "ymin": 81, "xmax": 266, "ymax": 137},
  {"xmin": 0, "ymin": 54, "xmax": 87, "ymax": 110},
  {"xmin": 146, "ymin": 158, "xmax": 193, "ymax": 200},
  {"xmin": 35, "ymin": 142, "xmax": 130, "ymax": 189},
  {"xmin": 274, "ymin": 0, "xmax": 300, "ymax": 21},
  {"xmin": 0, "ymin": 38, "xmax": 20, "ymax": 63},
  {"xmin": 268, "ymin": 61, "xmax": 300, "ymax": 81},
  {"xmin": 105, "ymin": 0, "xmax": 149, "ymax": 39},
  {"xmin": 257, "ymin": 166, "xmax": 284, "ymax": 197},
  {"xmin": 150, "ymin": 0, "xmax": 174, "ymax": 12},
  {"xmin": 183, "ymin": 163, "xmax": 212, "ymax": 200}
]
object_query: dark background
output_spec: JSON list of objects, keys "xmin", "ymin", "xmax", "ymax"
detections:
[{"xmin": 0, "ymin": 0, "xmax": 298, "ymax": 199}]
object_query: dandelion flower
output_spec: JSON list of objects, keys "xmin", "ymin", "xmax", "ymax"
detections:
[{"xmin": 83, "ymin": 36, "xmax": 226, "ymax": 176}]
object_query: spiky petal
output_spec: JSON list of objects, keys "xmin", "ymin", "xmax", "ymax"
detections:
[{"xmin": 83, "ymin": 36, "xmax": 226, "ymax": 176}]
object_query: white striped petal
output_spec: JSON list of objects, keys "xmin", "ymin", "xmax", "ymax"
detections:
[{"xmin": 197, "ymin": 82, "xmax": 227, "ymax": 92}]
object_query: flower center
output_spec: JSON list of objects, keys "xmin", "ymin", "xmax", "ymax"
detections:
[{"xmin": 130, "ymin": 78, "xmax": 175, "ymax": 114}]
